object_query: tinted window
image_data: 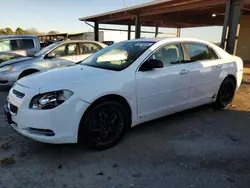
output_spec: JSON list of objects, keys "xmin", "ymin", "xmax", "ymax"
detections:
[
  {"xmin": 52, "ymin": 43, "xmax": 77, "ymax": 57},
  {"xmin": 0, "ymin": 39, "xmax": 34, "ymax": 52},
  {"xmin": 10, "ymin": 39, "xmax": 34, "ymax": 50},
  {"xmin": 185, "ymin": 43, "xmax": 211, "ymax": 61},
  {"xmin": 79, "ymin": 43, "xmax": 102, "ymax": 55},
  {"xmin": 149, "ymin": 43, "xmax": 184, "ymax": 67}
]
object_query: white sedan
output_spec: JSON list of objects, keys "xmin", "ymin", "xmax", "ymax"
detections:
[{"xmin": 5, "ymin": 38, "xmax": 243, "ymax": 150}]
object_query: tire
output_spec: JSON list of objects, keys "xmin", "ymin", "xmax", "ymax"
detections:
[
  {"xmin": 215, "ymin": 77, "xmax": 236, "ymax": 109},
  {"xmin": 78, "ymin": 101, "xmax": 130, "ymax": 150},
  {"xmin": 18, "ymin": 70, "xmax": 39, "ymax": 80}
]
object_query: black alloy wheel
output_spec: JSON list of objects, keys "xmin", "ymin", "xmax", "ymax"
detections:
[
  {"xmin": 79, "ymin": 101, "xmax": 129, "ymax": 150},
  {"xmin": 215, "ymin": 77, "xmax": 236, "ymax": 108}
]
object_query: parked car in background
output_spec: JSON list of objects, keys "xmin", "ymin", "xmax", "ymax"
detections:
[
  {"xmin": 0, "ymin": 52, "xmax": 24, "ymax": 64},
  {"xmin": 5, "ymin": 38, "xmax": 243, "ymax": 150},
  {"xmin": 0, "ymin": 40, "xmax": 107, "ymax": 87},
  {"xmin": 0, "ymin": 35, "xmax": 40, "ymax": 57}
]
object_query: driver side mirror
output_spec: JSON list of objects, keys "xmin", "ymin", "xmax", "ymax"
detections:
[
  {"xmin": 46, "ymin": 53, "xmax": 56, "ymax": 59},
  {"xmin": 139, "ymin": 59, "xmax": 164, "ymax": 72}
]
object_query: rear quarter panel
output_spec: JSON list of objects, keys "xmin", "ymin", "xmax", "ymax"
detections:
[{"xmin": 209, "ymin": 42, "xmax": 243, "ymax": 91}]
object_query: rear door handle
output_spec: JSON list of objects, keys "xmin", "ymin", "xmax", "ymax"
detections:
[
  {"xmin": 179, "ymin": 69, "xmax": 190, "ymax": 75},
  {"xmin": 216, "ymin": 64, "xmax": 223, "ymax": 68}
]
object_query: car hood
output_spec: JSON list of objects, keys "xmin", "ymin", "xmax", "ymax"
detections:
[
  {"xmin": 0, "ymin": 56, "xmax": 34, "ymax": 67},
  {"xmin": 17, "ymin": 65, "xmax": 114, "ymax": 91}
]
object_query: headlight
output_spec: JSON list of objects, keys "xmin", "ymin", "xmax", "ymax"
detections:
[
  {"xmin": 0, "ymin": 65, "xmax": 14, "ymax": 73},
  {"xmin": 30, "ymin": 90, "xmax": 73, "ymax": 110}
]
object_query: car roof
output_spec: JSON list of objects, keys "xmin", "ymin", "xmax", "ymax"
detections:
[
  {"xmin": 125, "ymin": 37, "xmax": 213, "ymax": 44},
  {"xmin": 57, "ymin": 40, "xmax": 105, "ymax": 44},
  {"xmin": 0, "ymin": 35, "xmax": 38, "ymax": 40}
]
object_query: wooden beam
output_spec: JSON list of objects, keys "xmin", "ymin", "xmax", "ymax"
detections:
[
  {"xmin": 94, "ymin": 22, "xmax": 99, "ymax": 41},
  {"xmin": 177, "ymin": 28, "xmax": 181, "ymax": 37},
  {"xmin": 128, "ymin": 25, "xmax": 131, "ymax": 40},
  {"xmin": 225, "ymin": 0, "xmax": 241, "ymax": 54},
  {"xmin": 89, "ymin": 0, "xmax": 227, "ymax": 24},
  {"xmin": 135, "ymin": 15, "xmax": 141, "ymax": 39},
  {"xmin": 97, "ymin": 13, "xmax": 135, "ymax": 23},
  {"xmin": 140, "ymin": 0, "xmax": 227, "ymax": 16},
  {"xmin": 155, "ymin": 26, "xmax": 159, "ymax": 37},
  {"xmin": 141, "ymin": 15, "xmax": 224, "ymax": 26}
]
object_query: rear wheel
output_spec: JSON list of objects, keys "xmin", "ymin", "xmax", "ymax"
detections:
[
  {"xmin": 215, "ymin": 77, "xmax": 236, "ymax": 109},
  {"xmin": 78, "ymin": 101, "xmax": 129, "ymax": 150}
]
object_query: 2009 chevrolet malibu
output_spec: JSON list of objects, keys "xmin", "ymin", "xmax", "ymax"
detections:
[{"xmin": 5, "ymin": 38, "xmax": 243, "ymax": 149}]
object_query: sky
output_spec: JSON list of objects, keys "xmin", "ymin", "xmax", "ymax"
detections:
[{"xmin": 1, "ymin": 0, "xmax": 223, "ymax": 42}]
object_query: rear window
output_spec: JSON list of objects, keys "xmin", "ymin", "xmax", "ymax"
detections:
[
  {"xmin": 79, "ymin": 43, "xmax": 102, "ymax": 54},
  {"xmin": 11, "ymin": 39, "xmax": 35, "ymax": 50},
  {"xmin": 184, "ymin": 43, "xmax": 212, "ymax": 61}
]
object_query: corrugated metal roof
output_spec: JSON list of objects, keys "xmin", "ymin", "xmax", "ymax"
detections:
[{"xmin": 79, "ymin": 0, "xmax": 227, "ymax": 28}]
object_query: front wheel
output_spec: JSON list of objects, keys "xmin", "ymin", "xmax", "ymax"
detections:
[
  {"xmin": 78, "ymin": 101, "xmax": 130, "ymax": 150},
  {"xmin": 215, "ymin": 77, "xmax": 236, "ymax": 109}
]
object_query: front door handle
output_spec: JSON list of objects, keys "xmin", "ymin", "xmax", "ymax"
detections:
[
  {"xmin": 179, "ymin": 69, "xmax": 190, "ymax": 75},
  {"xmin": 216, "ymin": 64, "xmax": 223, "ymax": 68}
]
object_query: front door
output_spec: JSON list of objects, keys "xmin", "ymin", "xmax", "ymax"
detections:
[
  {"xmin": 46, "ymin": 43, "xmax": 78, "ymax": 69},
  {"xmin": 136, "ymin": 43, "xmax": 191, "ymax": 122}
]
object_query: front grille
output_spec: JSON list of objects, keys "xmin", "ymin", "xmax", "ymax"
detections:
[
  {"xmin": 13, "ymin": 89, "xmax": 25, "ymax": 99},
  {"xmin": 9, "ymin": 103, "xmax": 18, "ymax": 114}
]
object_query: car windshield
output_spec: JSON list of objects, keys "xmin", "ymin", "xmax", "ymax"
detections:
[
  {"xmin": 80, "ymin": 41, "xmax": 155, "ymax": 71},
  {"xmin": 34, "ymin": 42, "xmax": 60, "ymax": 57},
  {"xmin": 0, "ymin": 52, "xmax": 23, "ymax": 64}
]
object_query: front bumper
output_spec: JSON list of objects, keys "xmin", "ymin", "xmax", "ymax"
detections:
[
  {"xmin": 0, "ymin": 71, "xmax": 20, "ymax": 87},
  {"xmin": 5, "ymin": 83, "xmax": 90, "ymax": 144}
]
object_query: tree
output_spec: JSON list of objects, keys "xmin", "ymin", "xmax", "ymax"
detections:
[
  {"xmin": 5, "ymin": 27, "xmax": 14, "ymax": 35},
  {"xmin": 25, "ymin": 28, "xmax": 40, "ymax": 36},
  {"xmin": 15, "ymin": 27, "xmax": 26, "ymax": 35},
  {"xmin": 0, "ymin": 29, "xmax": 6, "ymax": 35},
  {"xmin": 47, "ymin": 30, "xmax": 59, "ymax": 35}
]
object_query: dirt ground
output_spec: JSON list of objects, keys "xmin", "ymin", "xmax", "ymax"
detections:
[{"xmin": 0, "ymin": 75, "xmax": 250, "ymax": 188}]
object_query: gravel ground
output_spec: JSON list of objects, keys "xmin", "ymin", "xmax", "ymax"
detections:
[{"xmin": 0, "ymin": 76, "xmax": 250, "ymax": 188}]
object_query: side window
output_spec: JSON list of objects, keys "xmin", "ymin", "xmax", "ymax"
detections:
[
  {"xmin": 184, "ymin": 43, "xmax": 212, "ymax": 61},
  {"xmin": 79, "ymin": 43, "xmax": 102, "ymax": 55},
  {"xmin": 10, "ymin": 39, "xmax": 35, "ymax": 50},
  {"xmin": 209, "ymin": 47, "xmax": 220, "ymax": 60},
  {"xmin": 52, "ymin": 43, "xmax": 77, "ymax": 57},
  {"xmin": 149, "ymin": 43, "xmax": 184, "ymax": 67},
  {"xmin": 0, "ymin": 40, "xmax": 11, "ymax": 52}
]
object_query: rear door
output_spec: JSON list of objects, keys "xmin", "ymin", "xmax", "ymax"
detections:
[{"xmin": 182, "ymin": 42, "xmax": 222, "ymax": 106}]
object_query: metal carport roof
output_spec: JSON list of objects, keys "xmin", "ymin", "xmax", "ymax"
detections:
[{"xmin": 79, "ymin": 0, "xmax": 230, "ymax": 28}]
